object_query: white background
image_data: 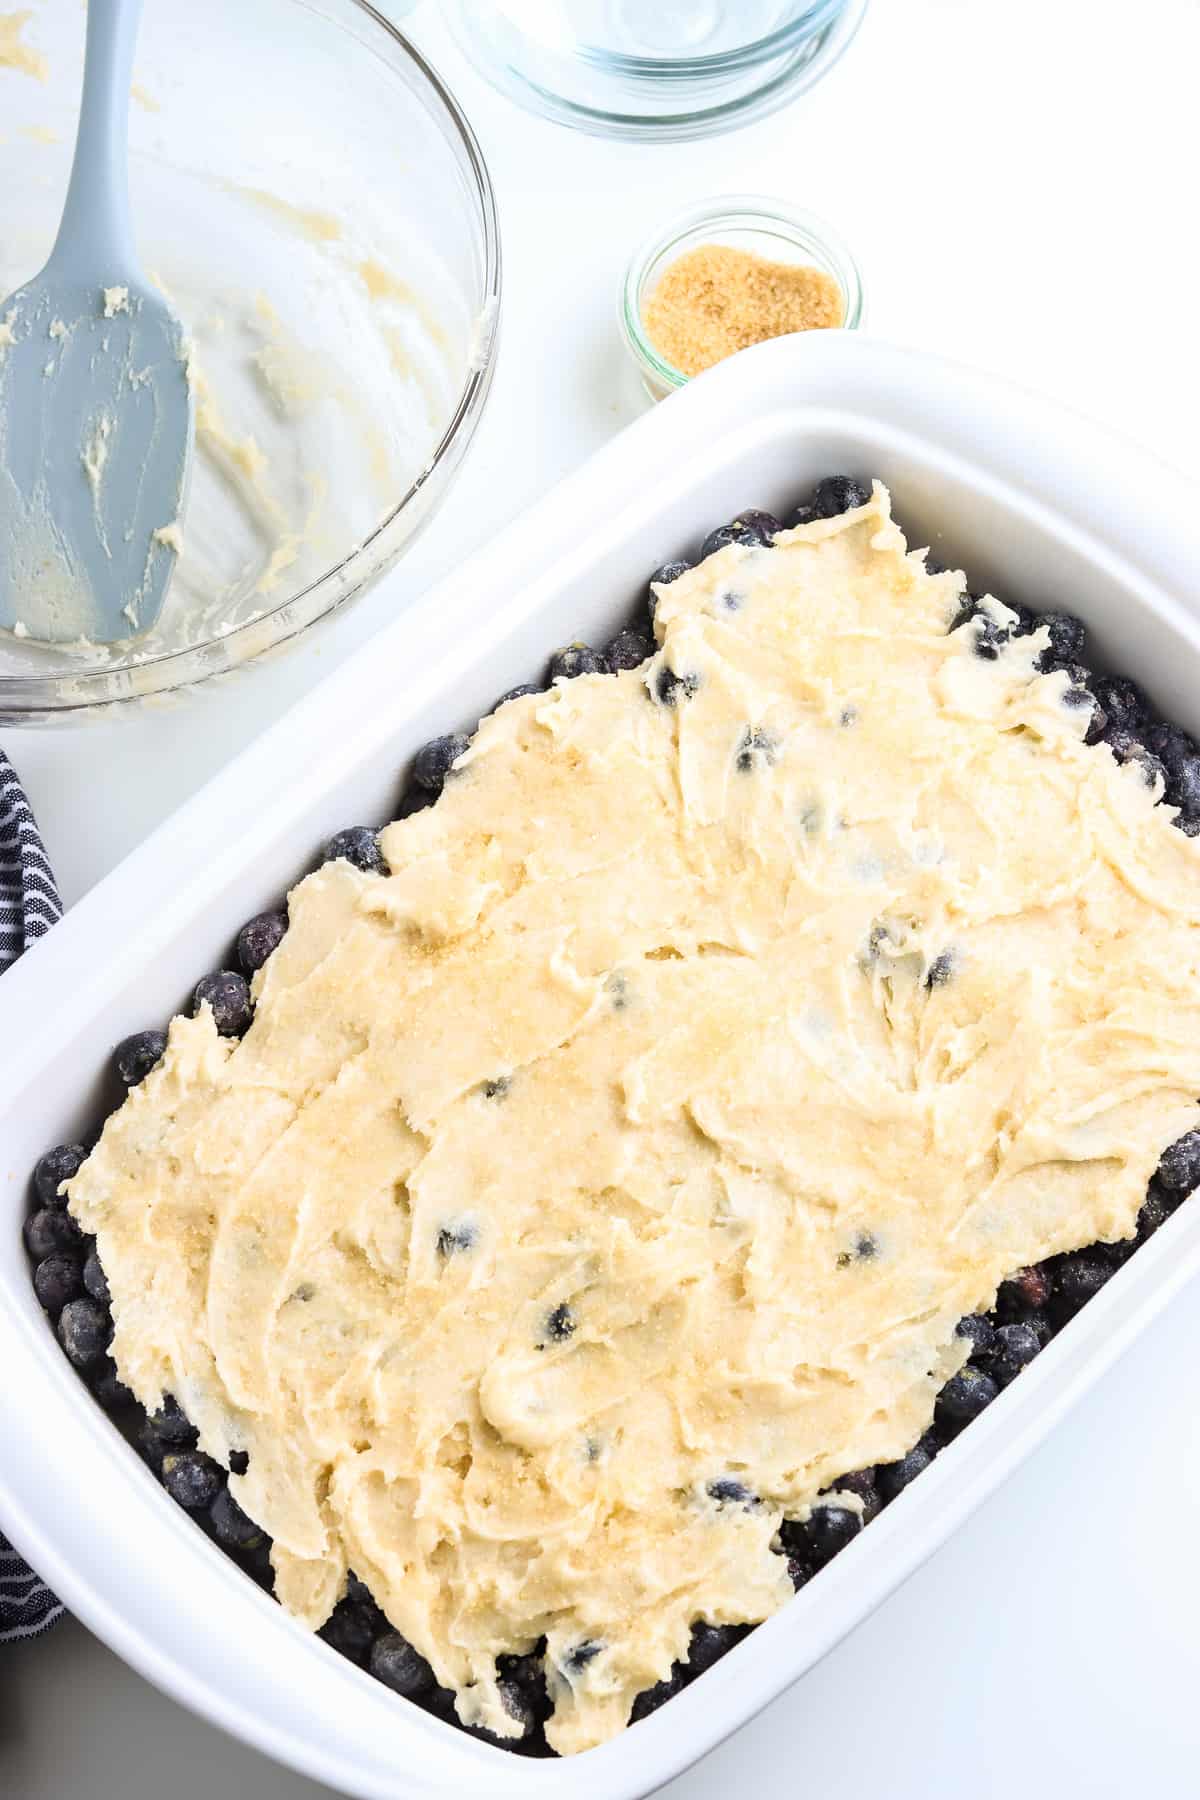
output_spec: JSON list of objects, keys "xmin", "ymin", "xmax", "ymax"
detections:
[{"xmin": 5, "ymin": 2, "xmax": 1200, "ymax": 1796}]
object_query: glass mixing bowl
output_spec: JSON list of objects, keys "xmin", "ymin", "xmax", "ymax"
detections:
[{"xmin": 0, "ymin": 0, "xmax": 500, "ymax": 721}]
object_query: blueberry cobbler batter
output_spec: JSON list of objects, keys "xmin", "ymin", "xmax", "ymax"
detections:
[{"xmin": 30, "ymin": 479, "xmax": 1200, "ymax": 1754}]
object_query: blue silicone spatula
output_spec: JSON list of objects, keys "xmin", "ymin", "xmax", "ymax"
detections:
[{"xmin": 0, "ymin": 0, "xmax": 193, "ymax": 644}]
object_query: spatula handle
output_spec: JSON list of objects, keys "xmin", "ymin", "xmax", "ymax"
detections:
[{"xmin": 50, "ymin": 0, "xmax": 143, "ymax": 275}]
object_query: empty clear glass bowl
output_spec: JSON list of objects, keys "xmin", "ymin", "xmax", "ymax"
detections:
[
  {"xmin": 0, "ymin": 0, "xmax": 500, "ymax": 721},
  {"xmin": 442, "ymin": 0, "xmax": 869, "ymax": 141}
]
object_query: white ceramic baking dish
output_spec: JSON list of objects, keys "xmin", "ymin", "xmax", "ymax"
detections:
[{"xmin": 2, "ymin": 333, "xmax": 1199, "ymax": 1800}]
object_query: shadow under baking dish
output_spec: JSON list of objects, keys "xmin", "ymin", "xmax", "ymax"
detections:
[{"xmin": 4, "ymin": 334, "xmax": 1200, "ymax": 1800}]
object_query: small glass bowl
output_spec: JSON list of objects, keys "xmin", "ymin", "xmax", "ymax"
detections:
[
  {"xmin": 620, "ymin": 196, "xmax": 865, "ymax": 402},
  {"xmin": 442, "ymin": 0, "xmax": 869, "ymax": 143}
]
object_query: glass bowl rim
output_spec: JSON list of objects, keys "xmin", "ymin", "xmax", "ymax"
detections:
[
  {"xmin": 619, "ymin": 193, "xmax": 865, "ymax": 396},
  {"xmin": 0, "ymin": 1, "xmax": 502, "ymax": 714},
  {"xmin": 472, "ymin": 0, "xmax": 846, "ymax": 78},
  {"xmin": 443, "ymin": 0, "xmax": 869, "ymax": 144}
]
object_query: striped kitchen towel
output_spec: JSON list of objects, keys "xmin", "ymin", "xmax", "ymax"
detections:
[{"xmin": 0, "ymin": 747, "xmax": 65, "ymax": 1641}]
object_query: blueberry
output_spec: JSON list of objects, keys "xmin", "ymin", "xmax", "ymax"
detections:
[
  {"xmin": 971, "ymin": 623, "xmax": 1004, "ymax": 661},
  {"xmin": 926, "ymin": 553, "xmax": 969, "ymax": 583},
  {"xmin": 33, "ymin": 1143, "xmax": 87, "ymax": 1208},
  {"xmin": 1104, "ymin": 727, "xmax": 1165, "ymax": 788},
  {"xmin": 783, "ymin": 501, "xmax": 817, "ymax": 529},
  {"xmin": 707, "ymin": 1477, "xmax": 755, "ymax": 1506},
  {"xmin": 563, "ymin": 1640, "xmax": 602, "ymax": 1674},
  {"xmin": 497, "ymin": 1647, "xmax": 548, "ymax": 1693},
  {"xmin": 935, "ymin": 1366, "xmax": 999, "ymax": 1429},
  {"xmin": 344, "ymin": 1573, "xmax": 377, "ymax": 1612},
  {"xmin": 699, "ymin": 511, "xmax": 780, "ymax": 558},
  {"xmin": 113, "ymin": 1028, "xmax": 168, "ymax": 1087},
  {"xmin": 209, "ymin": 1486, "xmax": 264, "ymax": 1552},
  {"xmin": 90, "ymin": 1356, "xmax": 135, "ymax": 1412},
  {"xmin": 699, "ymin": 525, "xmax": 742, "ymax": 559},
  {"xmin": 370, "ymin": 1631, "xmax": 436, "ymax": 1699},
  {"xmin": 1037, "ymin": 610, "xmax": 1087, "ymax": 670},
  {"xmin": 193, "ymin": 970, "xmax": 253, "ymax": 1038},
  {"xmin": 1092, "ymin": 676, "xmax": 1147, "ymax": 734},
  {"xmin": 654, "ymin": 666, "xmax": 700, "ymax": 707},
  {"xmin": 1156, "ymin": 1129, "xmax": 1200, "ymax": 1194},
  {"xmin": 324, "ymin": 826, "xmax": 388, "ymax": 875},
  {"xmin": 1167, "ymin": 751, "xmax": 1200, "ymax": 815},
  {"xmin": 1060, "ymin": 674, "xmax": 1108, "ymax": 745},
  {"xmin": 836, "ymin": 1230, "xmax": 877, "ymax": 1269},
  {"xmin": 1022, "ymin": 1311, "xmax": 1054, "ymax": 1348},
  {"xmin": 876, "ymin": 1438, "xmax": 935, "ymax": 1502},
  {"xmin": 412, "ymin": 734, "xmax": 471, "ymax": 795},
  {"xmin": 548, "ymin": 645, "xmax": 608, "ymax": 681},
  {"xmin": 924, "ymin": 950, "xmax": 955, "ymax": 989},
  {"xmin": 236, "ymin": 910, "xmax": 287, "ymax": 975},
  {"xmin": 686, "ymin": 1622, "xmax": 747, "ymax": 1676},
  {"xmin": 991, "ymin": 1321, "xmax": 1043, "ymax": 1386},
  {"xmin": 735, "ymin": 728, "xmax": 777, "ymax": 772},
  {"xmin": 955, "ymin": 1314, "xmax": 998, "ymax": 1360},
  {"xmin": 82, "ymin": 1247, "xmax": 110, "ymax": 1307},
  {"xmin": 465, "ymin": 1680, "xmax": 539, "ymax": 1746},
  {"xmin": 482, "ymin": 1075, "xmax": 511, "ymax": 1100},
  {"xmin": 605, "ymin": 628, "xmax": 654, "ymax": 671},
  {"xmin": 161, "ymin": 1450, "xmax": 224, "ymax": 1510},
  {"xmin": 647, "ymin": 559, "xmax": 693, "ymax": 610},
  {"xmin": 436, "ymin": 1222, "xmax": 477, "ymax": 1257},
  {"xmin": 1093, "ymin": 1233, "xmax": 1138, "ymax": 1270},
  {"xmin": 786, "ymin": 1504, "xmax": 861, "ymax": 1569},
  {"xmin": 1051, "ymin": 1252, "xmax": 1113, "ymax": 1321},
  {"xmin": 996, "ymin": 1264, "xmax": 1052, "ymax": 1320},
  {"xmin": 496, "ymin": 1649, "xmax": 551, "ymax": 1733},
  {"xmin": 733, "ymin": 508, "xmax": 782, "ymax": 540},
  {"xmin": 318, "ymin": 1590, "xmax": 380, "ymax": 1665},
  {"xmin": 1006, "ymin": 602, "xmax": 1037, "ymax": 636},
  {"xmin": 24, "ymin": 1205, "xmax": 83, "ymax": 1262},
  {"xmin": 57, "ymin": 1297, "xmax": 110, "ymax": 1369},
  {"xmin": 544, "ymin": 1303, "xmax": 574, "ymax": 1343},
  {"xmin": 811, "ymin": 476, "xmax": 871, "ymax": 518},
  {"xmin": 1144, "ymin": 721, "xmax": 1195, "ymax": 777},
  {"xmin": 785, "ymin": 1552, "xmax": 812, "ymax": 1590},
  {"xmin": 950, "ymin": 597, "xmax": 1010, "ymax": 660},
  {"xmin": 228, "ymin": 1448, "xmax": 250, "ymax": 1476},
  {"xmin": 1136, "ymin": 1183, "xmax": 1176, "ymax": 1244},
  {"xmin": 421, "ymin": 1684, "xmax": 460, "ymax": 1725},
  {"xmin": 396, "ymin": 785, "xmax": 434, "ymax": 819},
  {"xmin": 825, "ymin": 1467, "xmax": 880, "ymax": 1525},
  {"xmin": 630, "ymin": 1669, "xmax": 687, "ymax": 1723},
  {"xmin": 34, "ymin": 1253, "xmax": 84, "ymax": 1314},
  {"xmin": 137, "ymin": 1418, "xmax": 168, "ymax": 1473},
  {"xmin": 246, "ymin": 1540, "xmax": 276, "ymax": 1593},
  {"xmin": 495, "ymin": 683, "xmax": 540, "ymax": 709},
  {"xmin": 149, "ymin": 1393, "xmax": 198, "ymax": 1447}
]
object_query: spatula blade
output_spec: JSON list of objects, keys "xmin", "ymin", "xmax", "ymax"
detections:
[{"xmin": 0, "ymin": 277, "xmax": 193, "ymax": 644}]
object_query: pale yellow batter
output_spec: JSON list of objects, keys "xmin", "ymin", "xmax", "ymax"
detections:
[
  {"xmin": 68, "ymin": 487, "xmax": 1200, "ymax": 1754},
  {"xmin": 0, "ymin": 11, "xmax": 47, "ymax": 82}
]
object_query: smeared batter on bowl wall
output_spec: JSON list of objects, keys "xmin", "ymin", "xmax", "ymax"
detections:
[
  {"xmin": 0, "ymin": 159, "xmax": 469, "ymax": 662},
  {"xmin": 68, "ymin": 488, "xmax": 1200, "ymax": 1753}
]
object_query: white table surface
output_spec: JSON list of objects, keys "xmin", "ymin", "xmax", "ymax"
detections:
[{"xmin": 6, "ymin": 2, "xmax": 1200, "ymax": 1795}]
